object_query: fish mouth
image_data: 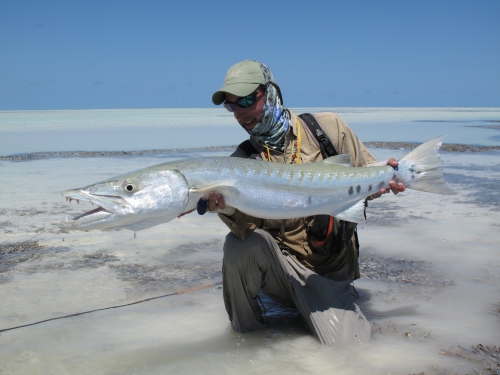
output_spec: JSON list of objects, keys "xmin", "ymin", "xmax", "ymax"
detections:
[
  {"xmin": 61, "ymin": 189, "xmax": 126, "ymax": 227},
  {"xmin": 72, "ymin": 206, "xmax": 109, "ymax": 220}
]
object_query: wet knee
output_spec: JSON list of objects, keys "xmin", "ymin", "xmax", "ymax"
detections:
[{"xmin": 223, "ymin": 231, "xmax": 262, "ymax": 266}]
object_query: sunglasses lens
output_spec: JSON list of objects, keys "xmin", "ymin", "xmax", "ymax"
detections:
[
  {"xmin": 223, "ymin": 90, "xmax": 259, "ymax": 112},
  {"xmin": 223, "ymin": 102, "xmax": 236, "ymax": 112},
  {"xmin": 237, "ymin": 94, "xmax": 256, "ymax": 108}
]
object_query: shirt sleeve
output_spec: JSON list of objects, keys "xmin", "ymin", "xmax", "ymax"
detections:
[
  {"xmin": 314, "ymin": 112, "xmax": 376, "ymax": 167},
  {"xmin": 217, "ymin": 210, "xmax": 262, "ymax": 239}
]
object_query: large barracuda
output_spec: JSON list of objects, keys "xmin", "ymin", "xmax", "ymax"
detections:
[{"xmin": 61, "ymin": 136, "xmax": 455, "ymax": 231}]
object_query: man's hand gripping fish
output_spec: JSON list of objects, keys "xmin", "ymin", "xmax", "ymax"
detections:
[{"xmin": 61, "ymin": 136, "xmax": 456, "ymax": 232}]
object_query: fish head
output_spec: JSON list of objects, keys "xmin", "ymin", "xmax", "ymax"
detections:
[{"xmin": 61, "ymin": 168, "xmax": 189, "ymax": 231}]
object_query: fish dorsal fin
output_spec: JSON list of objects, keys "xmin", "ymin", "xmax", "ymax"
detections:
[
  {"xmin": 335, "ymin": 199, "xmax": 367, "ymax": 223},
  {"xmin": 323, "ymin": 154, "xmax": 352, "ymax": 167}
]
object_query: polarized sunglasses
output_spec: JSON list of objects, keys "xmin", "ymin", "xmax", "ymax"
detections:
[{"xmin": 223, "ymin": 89, "xmax": 260, "ymax": 112}]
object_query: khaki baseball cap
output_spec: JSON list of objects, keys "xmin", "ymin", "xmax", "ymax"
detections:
[{"xmin": 212, "ymin": 60, "xmax": 267, "ymax": 105}]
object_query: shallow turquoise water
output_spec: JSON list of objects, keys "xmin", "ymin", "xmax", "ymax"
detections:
[{"xmin": 1, "ymin": 107, "xmax": 498, "ymax": 155}]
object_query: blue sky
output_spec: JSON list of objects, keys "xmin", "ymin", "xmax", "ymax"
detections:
[{"xmin": 1, "ymin": 0, "xmax": 499, "ymax": 110}]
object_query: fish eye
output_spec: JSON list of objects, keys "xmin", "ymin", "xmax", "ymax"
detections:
[{"xmin": 123, "ymin": 183, "xmax": 136, "ymax": 192}]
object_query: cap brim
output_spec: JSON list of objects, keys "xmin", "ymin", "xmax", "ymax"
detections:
[{"xmin": 212, "ymin": 83, "xmax": 261, "ymax": 105}]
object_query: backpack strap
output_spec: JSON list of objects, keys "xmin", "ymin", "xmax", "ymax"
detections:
[
  {"xmin": 238, "ymin": 139, "xmax": 258, "ymax": 156},
  {"xmin": 235, "ymin": 139, "xmax": 262, "ymax": 160},
  {"xmin": 298, "ymin": 113, "xmax": 338, "ymax": 158}
]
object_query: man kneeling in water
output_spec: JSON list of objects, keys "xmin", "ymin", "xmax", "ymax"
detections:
[{"xmin": 197, "ymin": 60, "xmax": 404, "ymax": 347}]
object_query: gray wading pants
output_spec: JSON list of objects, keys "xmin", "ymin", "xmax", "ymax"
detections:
[{"xmin": 222, "ymin": 229, "xmax": 371, "ymax": 348}]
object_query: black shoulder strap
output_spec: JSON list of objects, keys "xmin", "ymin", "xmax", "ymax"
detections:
[
  {"xmin": 238, "ymin": 140, "xmax": 257, "ymax": 156},
  {"xmin": 236, "ymin": 139, "xmax": 262, "ymax": 159},
  {"xmin": 298, "ymin": 113, "xmax": 338, "ymax": 158}
]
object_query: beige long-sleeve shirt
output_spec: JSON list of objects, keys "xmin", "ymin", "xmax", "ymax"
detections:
[{"xmin": 218, "ymin": 110, "xmax": 376, "ymax": 280}]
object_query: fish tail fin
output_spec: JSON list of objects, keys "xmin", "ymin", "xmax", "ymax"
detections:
[{"xmin": 399, "ymin": 136, "xmax": 456, "ymax": 195}]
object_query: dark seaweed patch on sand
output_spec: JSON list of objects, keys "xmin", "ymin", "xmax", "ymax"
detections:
[
  {"xmin": 0, "ymin": 240, "xmax": 119, "ymax": 282},
  {"xmin": 359, "ymin": 249, "xmax": 453, "ymax": 288},
  {"xmin": 3, "ymin": 205, "xmax": 80, "ymax": 218},
  {"xmin": 68, "ymin": 251, "xmax": 120, "ymax": 269},
  {"xmin": 440, "ymin": 344, "xmax": 500, "ymax": 374},
  {"xmin": 371, "ymin": 321, "xmax": 432, "ymax": 342},
  {"xmin": 108, "ymin": 240, "xmax": 223, "ymax": 294},
  {"xmin": 21, "ymin": 250, "xmax": 120, "ymax": 274},
  {"xmin": 360, "ymin": 251, "xmax": 430, "ymax": 285},
  {"xmin": 108, "ymin": 260, "xmax": 221, "ymax": 290},
  {"xmin": 446, "ymin": 172, "xmax": 500, "ymax": 210},
  {"xmin": 0, "ymin": 240, "xmax": 45, "ymax": 255},
  {"xmin": 364, "ymin": 201, "xmax": 413, "ymax": 226},
  {"xmin": 165, "ymin": 239, "xmax": 223, "ymax": 255},
  {"xmin": 0, "ymin": 241, "xmax": 52, "ymax": 282},
  {"xmin": 0, "ymin": 239, "xmax": 224, "ymax": 290}
]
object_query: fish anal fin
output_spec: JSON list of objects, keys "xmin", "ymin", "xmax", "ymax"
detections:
[{"xmin": 334, "ymin": 199, "xmax": 367, "ymax": 223}]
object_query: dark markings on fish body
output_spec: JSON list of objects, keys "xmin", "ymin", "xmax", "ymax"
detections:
[
  {"xmin": 409, "ymin": 166, "xmax": 416, "ymax": 173},
  {"xmin": 378, "ymin": 181, "xmax": 385, "ymax": 189},
  {"xmin": 392, "ymin": 173, "xmax": 397, "ymax": 180},
  {"xmin": 368, "ymin": 184, "xmax": 373, "ymax": 192},
  {"xmin": 306, "ymin": 195, "xmax": 312, "ymax": 205},
  {"xmin": 356, "ymin": 185, "xmax": 361, "ymax": 193},
  {"xmin": 348, "ymin": 186, "xmax": 354, "ymax": 195},
  {"xmin": 411, "ymin": 174, "xmax": 415, "ymax": 179}
]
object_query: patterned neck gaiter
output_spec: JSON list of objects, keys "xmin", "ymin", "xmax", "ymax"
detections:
[{"xmin": 245, "ymin": 61, "xmax": 291, "ymax": 152}]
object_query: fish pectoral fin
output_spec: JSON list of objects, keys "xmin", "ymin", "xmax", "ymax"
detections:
[
  {"xmin": 188, "ymin": 180, "xmax": 237, "ymax": 195},
  {"xmin": 322, "ymin": 154, "xmax": 352, "ymax": 167},
  {"xmin": 334, "ymin": 199, "xmax": 367, "ymax": 223}
]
